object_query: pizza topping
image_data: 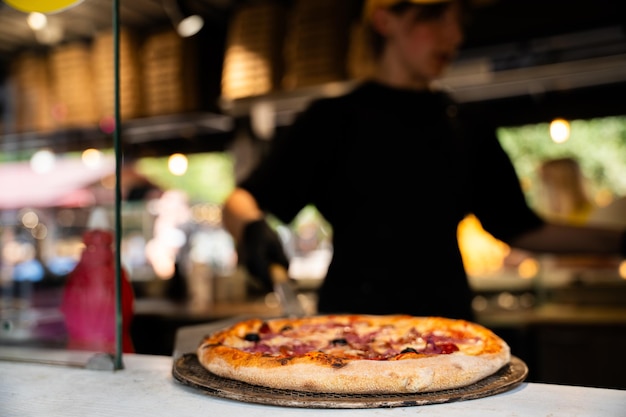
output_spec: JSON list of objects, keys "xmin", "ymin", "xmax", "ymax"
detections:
[
  {"xmin": 259, "ymin": 322, "xmax": 271, "ymax": 334},
  {"xmin": 423, "ymin": 339, "xmax": 460, "ymax": 354},
  {"xmin": 244, "ymin": 333, "xmax": 261, "ymax": 342},
  {"xmin": 220, "ymin": 316, "xmax": 477, "ymax": 360}
]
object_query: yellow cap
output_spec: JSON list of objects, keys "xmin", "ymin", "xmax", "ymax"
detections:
[
  {"xmin": 363, "ymin": 0, "xmax": 453, "ymax": 23},
  {"xmin": 4, "ymin": 0, "xmax": 84, "ymax": 13}
]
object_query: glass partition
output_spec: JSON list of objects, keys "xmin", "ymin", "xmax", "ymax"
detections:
[
  {"xmin": 0, "ymin": 0, "xmax": 125, "ymax": 369},
  {"xmin": 0, "ymin": 0, "xmax": 240, "ymax": 367}
]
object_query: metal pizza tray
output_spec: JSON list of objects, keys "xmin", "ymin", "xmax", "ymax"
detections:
[{"xmin": 172, "ymin": 353, "xmax": 528, "ymax": 409}]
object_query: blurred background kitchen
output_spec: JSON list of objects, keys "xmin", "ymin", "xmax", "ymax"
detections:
[{"xmin": 0, "ymin": 0, "xmax": 625, "ymax": 388}]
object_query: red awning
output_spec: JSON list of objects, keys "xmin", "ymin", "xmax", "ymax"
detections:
[{"xmin": 0, "ymin": 157, "xmax": 116, "ymax": 210}]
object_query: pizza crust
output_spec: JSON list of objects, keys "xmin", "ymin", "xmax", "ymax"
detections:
[
  {"xmin": 203, "ymin": 351, "xmax": 508, "ymax": 393},
  {"xmin": 197, "ymin": 315, "xmax": 511, "ymax": 394}
]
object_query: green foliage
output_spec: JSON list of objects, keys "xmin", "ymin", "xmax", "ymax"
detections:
[
  {"xmin": 134, "ymin": 152, "xmax": 235, "ymax": 204},
  {"xmin": 497, "ymin": 116, "xmax": 626, "ymax": 208}
]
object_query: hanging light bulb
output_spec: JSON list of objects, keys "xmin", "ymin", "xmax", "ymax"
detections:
[
  {"xmin": 162, "ymin": 0, "xmax": 204, "ymax": 38},
  {"xmin": 82, "ymin": 148, "xmax": 104, "ymax": 169},
  {"xmin": 549, "ymin": 118, "xmax": 570, "ymax": 144},
  {"xmin": 168, "ymin": 153, "xmax": 188, "ymax": 176},
  {"xmin": 27, "ymin": 12, "xmax": 47, "ymax": 30},
  {"xmin": 177, "ymin": 14, "xmax": 204, "ymax": 38}
]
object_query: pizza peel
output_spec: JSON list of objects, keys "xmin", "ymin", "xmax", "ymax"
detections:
[
  {"xmin": 173, "ymin": 354, "xmax": 529, "ymax": 408},
  {"xmin": 270, "ymin": 263, "xmax": 306, "ymax": 317}
]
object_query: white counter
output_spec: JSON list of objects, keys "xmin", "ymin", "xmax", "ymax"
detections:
[{"xmin": 1, "ymin": 353, "xmax": 625, "ymax": 417}]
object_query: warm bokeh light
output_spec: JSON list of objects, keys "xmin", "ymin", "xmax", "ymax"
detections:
[
  {"xmin": 191, "ymin": 203, "xmax": 222, "ymax": 226},
  {"xmin": 168, "ymin": 153, "xmax": 188, "ymax": 176},
  {"xmin": 27, "ymin": 12, "xmax": 47, "ymax": 30},
  {"xmin": 21, "ymin": 211, "xmax": 39, "ymax": 229},
  {"xmin": 471, "ymin": 295, "xmax": 488, "ymax": 311},
  {"xmin": 517, "ymin": 257, "xmax": 539, "ymax": 279},
  {"xmin": 250, "ymin": 101, "xmax": 275, "ymax": 140},
  {"xmin": 82, "ymin": 148, "xmax": 103, "ymax": 169},
  {"xmin": 497, "ymin": 292, "xmax": 517, "ymax": 310},
  {"xmin": 31, "ymin": 223, "xmax": 48, "ymax": 240},
  {"xmin": 593, "ymin": 188, "xmax": 614, "ymax": 208},
  {"xmin": 619, "ymin": 260, "xmax": 626, "ymax": 280},
  {"xmin": 550, "ymin": 118, "xmax": 570, "ymax": 143}
]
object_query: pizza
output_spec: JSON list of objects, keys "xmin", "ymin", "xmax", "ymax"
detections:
[{"xmin": 196, "ymin": 314, "xmax": 510, "ymax": 394}]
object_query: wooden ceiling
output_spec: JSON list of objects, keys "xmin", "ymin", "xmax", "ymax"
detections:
[
  {"xmin": 0, "ymin": 0, "xmax": 235, "ymax": 60},
  {"xmin": 0, "ymin": 0, "xmax": 624, "ymax": 126},
  {"xmin": 0, "ymin": 0, "xmax": 623, "ymax": 58}
]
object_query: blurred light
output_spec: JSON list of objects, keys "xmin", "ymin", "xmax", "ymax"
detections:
[
  {"xmin": 550, "ymin": 118, "xmax": 570, "ymax": 143},
  {"xmin": 264, "ymin": 292, "xmax": 280, "ymax": 309},
  {"xmin": 3, "ymin": 241, "xmax": 24, "ymax": 264},
  {"xmin": 27, "ymin": 12, "xmax": 47, "ymax": 30},
  {"xmin": 497, "ymin": 292, "xmax": 518, "ymax": 310},
  {"xmin": 519, "ymin": 292, "xmax": 535, "ymax": 309},
  {"xmin": 177, "ymin": 14, "xmax": 204, "ymax": 37},
  {"xmin": 594, "ymin": 189, "xmax": 614, "ymax": 208},
  {"xmin": 33, "ymin": 19, "xmax": 64, "ymax": 45},
  {"xmin": 191, "ymin": 203, "xmax": 222, "ymax": 225},
  {"xmin": 82, "ymin": 148, "xmax": 103, "ymax": 169},
  {"xmin": 162, "ymin": 0, "xmax": 204, "ymax": 38},
  {"xmin": 517, "ymin": 257, "xmax": 539, "ymax": 279},
  {"xmin": 21, "ymin": 211, "xmax": 39, "ymax": 229},
  {"xmin": 472, "ymin": 295, "xmax": 488, "ymax": 312},
  {"xmin": 168, "ymin": 153, "xmax": 188, "ymax": 176},
  {"xmin": 251, "ymin": 101, "xmax": 276, "ymax": 140},
  {"xmin": 619, "ymin": 260, "xmax": 626, "ymax": 280},
  {"xmin": 30, "ymin": 149, "xmax": 56, "ymax": 174},
  {"xmin": 31, "ymin": 223, "xmax": 48, "ymax": 240}
]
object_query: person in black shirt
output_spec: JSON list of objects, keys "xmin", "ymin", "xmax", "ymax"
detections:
[{"xmin": 222, "ymin": 0, "xmax": 626, "ymax": 321}]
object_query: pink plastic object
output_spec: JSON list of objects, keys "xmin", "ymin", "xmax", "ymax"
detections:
[{"xmin": 61, "ymin": 211, "xmax": 134, "ymax": 353}]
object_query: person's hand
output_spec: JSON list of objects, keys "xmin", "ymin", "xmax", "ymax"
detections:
[{"xmin": 240, "ymin": 219, "xmax": 289, "ymax": 291}]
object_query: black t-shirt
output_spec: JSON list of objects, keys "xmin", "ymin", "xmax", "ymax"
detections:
[{"xmin": 240, "ymin": 81, "xmax": 544, "ymax": 320}]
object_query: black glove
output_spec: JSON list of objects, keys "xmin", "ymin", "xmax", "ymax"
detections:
[{"xmin": 240, "ymin": 219, "xmax": 289, "ymax": 292}]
